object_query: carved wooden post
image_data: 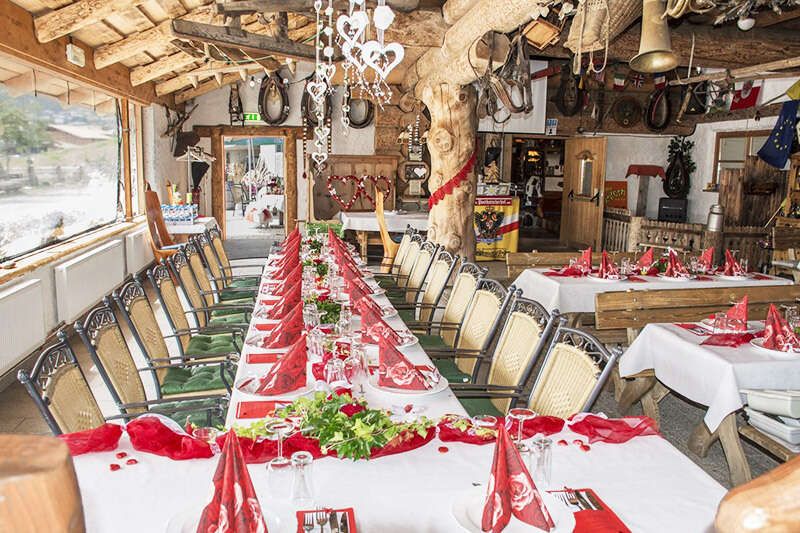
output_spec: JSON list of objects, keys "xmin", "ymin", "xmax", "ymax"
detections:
[{"xmin": 420, "ymin": 83, "xmax": 477, "ymax": 260}]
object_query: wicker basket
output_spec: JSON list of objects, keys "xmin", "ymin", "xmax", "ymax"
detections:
[{"xmin": 564, "ymin": 0, "xmax": 642, "ymax": 54}]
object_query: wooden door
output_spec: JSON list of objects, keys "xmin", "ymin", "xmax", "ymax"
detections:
[{"xmin": 560, "ymin": 137, "xmax": 607, "ymax": 248}]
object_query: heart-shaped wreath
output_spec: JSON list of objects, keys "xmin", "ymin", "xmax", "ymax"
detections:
[{"xmin": 327, "ymin": 175, "xmax": 392, "ymax": 211}]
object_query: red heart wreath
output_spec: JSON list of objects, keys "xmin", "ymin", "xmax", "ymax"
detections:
[
  {"xmin": 360, "ymin": 175, "xmax": 392, "ymax": 208},
  {"xmin": 327, "ymin": 175, "xmax": 392, "ymax": 211}
]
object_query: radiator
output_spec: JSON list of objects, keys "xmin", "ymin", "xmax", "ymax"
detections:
[
  {"xmin": 0, "ymin": 279, "xmax": 46, "ymax": 375},
  {"xmin": 125, "ymin": 228, "xmax": 154, "ymax": 275},
  {"xmin": 55, "ymin": 239, "xmax": 125, "ymax": 322}
]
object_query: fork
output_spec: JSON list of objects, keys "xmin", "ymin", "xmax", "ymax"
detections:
[
  {"xmin": 302, "ymin": 513, "xmax": 315, "ymax": 532},
  {"xmin": 315, "ymin": 509, "xmax": 329, "ymax": 532}
]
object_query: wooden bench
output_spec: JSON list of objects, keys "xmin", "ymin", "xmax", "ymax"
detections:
[
  {"xmin": 506, "ymin": 251, "xmax": 638, "ymax": 278},
  {"xmin": 595, "ymin": 283, "xmax": 800, "ymax": 486}
]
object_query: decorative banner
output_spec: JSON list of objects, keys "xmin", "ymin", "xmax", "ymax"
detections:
[
  {"xmin": 473, "ymin": 196, "xmax": 520, "ymax": 262},
  {"xmin": 428, "ymin": 150, "xmax": 477, "ymax": 210}
]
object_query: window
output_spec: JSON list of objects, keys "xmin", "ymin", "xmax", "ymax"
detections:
[
  {"xmin": 711, "ymin": 130, "xmax": 771, "ymax": 190},
  {"xmin": 0, "ymin": 69, "xmax": 123, "ymax": 263}
]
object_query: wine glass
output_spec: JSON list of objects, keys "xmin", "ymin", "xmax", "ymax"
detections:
[
  {"xmin": 303, "ymin": 304, "xmax": 320, "ymax": 331},
  {"xmin": 507, "ymin": 408, "xmax": 537, "ymax": 452},
  {"xmin": 266, "ymin": 419, "xmax": 296, "ymax": 498},
  {"xmin": 344, "ymin": 345, "xmax": 368, "ymax": 396},
  {"xmin": 324, "ymin": 358, "xmax": 349, "ymax": 390},
  {"xmin": 290, "ymin": 451, "xmax": 315, "ymax": 508},
  {"xmin": 192, "ymin": 426, "xmax": 220, "ymax": 455}
]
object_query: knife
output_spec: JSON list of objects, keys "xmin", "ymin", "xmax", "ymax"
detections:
[
  {"xmin": 583, "ymin": 490, "xmax": 604, "ymax": 511},
  {"xmin": 339, "ymin": 511, "xmax": 349, "ymax": 533},
  {"xmin": 329, "ymin": 511, "xmax": 339, "ymax": 533},
  {"xmin": 574, "ymin": 490, "xmax": 594, "ymax": 511}
]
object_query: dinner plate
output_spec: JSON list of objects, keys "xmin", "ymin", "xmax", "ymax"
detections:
[
  {"xmin": 166, "ymin": 504, "xmax": 283, "ymax": 533},
  {"xmin": 235, "ymin": 376, "xmax": 315, "ymax": 399},
  {"xmin": 656, "ymin": 273, "xmax": 696, "ymax": 282},
  {"xmin": 699, "ymin": 318, "xmax": 761, "ymax": 334},
  {"xmin": 715, "ymin": 273, "xmax": 752, "ymax": 281},
  {"xmin": 452, "ymin": 487, "xmax": 575, "ymax": 533},
  {"xmin": 367, "ymin": 372, "xmax": 449, "ymax": 396},
  {"xmin": 381, "ymin": 307, "xmax": 399, "ymax": 319},
  {"xmin": 750, "ymin": 338, "xmax": 800, "ymax": 359},
  {"xmin": 586, "ymin": 273, "xmax": 627, "ymax": 282}
]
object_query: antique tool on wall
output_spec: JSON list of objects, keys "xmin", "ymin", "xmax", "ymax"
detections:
[
  {"xmin": 228, "ymin": 83, "xmax": 244, "ymax": 126},
  {"xmin": 629, "ymin": 0, "xmax": 679, "ymax": 73},
  {"xmin": 554, "ymin": 60, "xmax": 585, "ymax": 116},
  {"xmin": 258, "ymin": 73, "xmax": 290, "ymax": 125},
  {"xmin": 644, "ymin": 86, "xmax": 672, "ymax": 130},
  {"xmin": 611, "ymin": 96, "xmax": 642, "ymax": 127}
]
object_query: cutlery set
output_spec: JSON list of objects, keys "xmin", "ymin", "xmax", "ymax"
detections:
[
  {"xmin": 302, "ymin": 509, "xmax": 350, "ymax": 532},
  {"xmin": 554, "ymin": 489, "xmax": 603, "ymax": 511}
]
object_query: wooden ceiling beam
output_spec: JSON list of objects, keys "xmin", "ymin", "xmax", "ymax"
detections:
[
  {"xmin": 174, "ymin": 71, "xmax": 242, "ymax": 103},
  {"xmin": 755, "ymin": 8, "xmax": 800, "ymax": 27},
  {"xmin": 130, "ymin": 51, "xmax": 199, "ymax": 85},
  {"xmin": 94, "ymin": 20, "xmax": 172, "ymax": 69},
  {"xmin": 214, "ymin": 0, "xmax": 423, "ymax": 14},
  {"xmin": 2, "ymin": 70, "xmax": 35, "ymax": 97},
  {"xmin": 34, "ymin": 0, "xmax": 149, "ymax": 43},
  {"xmin": 157, "ymin": 0, "xmax": 189, "ymax": 17},
  {"xmin": 155, "ymin": 60, "xmax": 262, "ymax": 95},
  {"xmin": 171, "ymin": 18, "xmax": 317, "ymax": 60}
]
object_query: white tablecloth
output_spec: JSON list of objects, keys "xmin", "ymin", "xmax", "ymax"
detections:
[
  {"xmin": 513, "ymin": 268, "xmax": 793, "ymax": 314},
  {"xmin": 621, "ymin": 322, "xmax": 800, "ymax": 432},
  {"xmin": 339, "ymin": 211, "xmax": 429, "ymax": 233},
  {"xmin": 165, "ymin": 216, "xmax": 217, "ymax": 235},
  {"xmin": 71, "ymin": 252, "xmax": 727, "ymax": 533}
]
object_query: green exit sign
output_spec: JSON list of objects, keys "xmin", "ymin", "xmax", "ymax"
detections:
[{"xmin": 244, "ymin": 113, "xmax": 261, "ymax": 122}]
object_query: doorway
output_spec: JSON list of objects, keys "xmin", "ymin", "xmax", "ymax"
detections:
[{"xmin": 224, "ymin": 136, "xmax": 285, "ymax": 241}]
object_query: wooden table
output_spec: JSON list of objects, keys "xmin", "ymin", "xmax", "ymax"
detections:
[{"xmin": 339, "ymin": 211, "xmax": 429, "ymax": 258}]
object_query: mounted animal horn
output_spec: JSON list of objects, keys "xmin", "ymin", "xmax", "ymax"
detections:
[{"xmin": 629, "ymin": 0, "xmax": 679, "ymax": 73}]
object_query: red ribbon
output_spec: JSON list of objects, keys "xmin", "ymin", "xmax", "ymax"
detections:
[{"xmin": 428, "ymin": 150, "xmax": 477, "ymax": 210}]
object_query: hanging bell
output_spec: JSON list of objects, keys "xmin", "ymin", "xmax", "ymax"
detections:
[{"xmin": 629, "ymin": 0, "xmax": 679, "ymax": 73}]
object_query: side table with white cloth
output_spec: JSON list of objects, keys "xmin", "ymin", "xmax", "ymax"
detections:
[
  {"xmin": 620, "ymin": 321, "xmax": 800, "ymax": 486},
  {"xmin": 164, "ymin": 216, "xmax": 217, "ymax": 242},
  {"xmin": 339, "ymin": 210, "xmax": 429, "ymax": 258}
]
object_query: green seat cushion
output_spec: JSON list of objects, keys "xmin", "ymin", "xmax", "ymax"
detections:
[
  {"xmin": 220, "ymin": 289, "xmax": 256, "ymax": 302},
  {"xmin": 457, "ymin": 397, "xmax": 504, "ymax": 418},
  {"xmin": 417, "ymin": 334, "xmax": 449, "ymax": 350},
  {"xmin": 209, "ymin": 312, "xmax": 248, "ymax": 326},
  {"xmin": 160, "ymin": 364, "xmax": 235, "ymax": 396},
  {"xmin": 432, "ymin": 358, "xmax": 472, "ymax": 384},
  {"xmin": 211, "ymin": 301, "xmax": 253, "ymax": 317},
  {"xmin": 229, "ymin": 277, "xmax": 259, "ymax": 288},
  {"xmin": 186, "ymin": 333, "xmax": 242, "ymax": 356},
  {"xmin": 376, "ymin": 277, "xmax": 399, "ymax": 289},
  {"xmin": 397, "ymin": 308, "xmax": 416, "ymax": 323},
  {"xmin": 151, "ymin": 398, "xmax": 226, "ymax": 427}
]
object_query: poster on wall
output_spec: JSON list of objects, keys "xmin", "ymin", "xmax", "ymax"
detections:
[
  {"xmin": 604, "ymin": 180, "xmax": 628, "ymax": 209},
  {"xmin": 473, "ymin": 196, "xmax": 520, "ymax": 261}
]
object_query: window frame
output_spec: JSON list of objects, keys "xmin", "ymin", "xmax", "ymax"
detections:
[{"xmin": 710, "ymin": 129, "xmax": 772, "ymax": 191}]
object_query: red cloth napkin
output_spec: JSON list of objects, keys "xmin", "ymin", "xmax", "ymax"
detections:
[
  {"xmin": 261, "ymin": 302, "xmax": 304, "ymax": 349},
  {"xmin": 248, "ymin": 337, "xmax": 308, "ymax": 395},
  {"xmin": 236, "ymin": 401, "xmax": 287, "ymax": 419},
  {"xmin": 361, "ymin": 306, "xmax": 403, "ymax": 346},
  {"xmin": 196, "ymin": 431, "xmax": 267, "ymax": 533},
  {"xmin": 636, "ymin": 248, "xmax": 654, "ymax": 269},
  {"xmin": 266, "ymin": 282, "xmax": 301, "ymax": 319},
  {"xmin": 482, "ymin": 425, "xmax": 554, "ymax": 533},
  {"xmin": 438, "ymin": 416, "xmax": 564, "ymax": 445},
  {"xmin": 726, "ymin": 296, "xmax": 749, "ymax": 332},
  {"xmin": 568, "ymin": 414, "xmax": 658, "ymax": 444},
  {"xmin": 751, "ymin": 273, "xmax": 774, "ymax": 281},
  {"xmin": 246, "ymin": 352, "xmax": 281, "ymax": 364},
  {"xmin": 271, "ymin": 265, "xmax": 302, "ymax": 296},
  {"xmin": 127, "ymin": 414, "xmax": 213, "ymax": 460},
  {"xmin": 295, "ymin": 509, "xmax": 357, "ymax": 533},
  {"xmin": 699, "ymin": 247, "xmax": 714, "ymax": 270},
  {"xmin": 551, "ymin": 489, "xmax": 630, "ymax": 533},
  {"xmin": 58, "ymin": 423, "xmax": 123, "ymax": 456},
  {"xmin": 377, "ymin": 337, "xmax": 430, "ymax": 390},
  {"xmin": 674, "ymin": 323, "xmax": 711, "ymax": 336},
  {"xmin": 763, "ymin": 304, "xmax": 800, "ymax": 352},
  {"xmin": 664, "ymin": 249, "xmax": 688, "ymax": 277},
  {"xmin": 701, "ymin": 333, "xmax": 756, "ymax": 347},
  {"xmin": 695, "ymin": 275, "xmax": 715, "ymax": 281},
  {"xmin": 723, "ymin": 249, "xmax": 745, "ymax": 276},
  {"xmin": 543, "ymin": 266, "xmax": 585, "ymax": 277},
  {"xmin": 598, "ymin": 251, "xmax": 619, "ymax": 279}
]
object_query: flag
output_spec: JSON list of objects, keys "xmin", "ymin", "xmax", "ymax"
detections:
[
  {"xmin": 758, "ymin": 99, "xmax": 799, "ymax": 169},
  {"xmin": 629, "ymin": 73, "xmax": 645, "ymax": 88},
  {"xmin": 613, "ymin": 71, "xmax": 626, "ymax": 91},
  {"xmin": 786, "ymin": 79, "xmax": 800, "ymax": 101},
  {"xmin": 653, "ymin": 73, "xmax": 666, "ymax": 89},
  {"xmin": 730, "ymin": 80, "xmax": 761, "ymax": 111}
]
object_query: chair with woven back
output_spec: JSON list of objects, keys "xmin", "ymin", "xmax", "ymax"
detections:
[
  {"xmin": 192, "ymin": 234, "xmax": 258, "ymax": 303},
  {"xmin": 205, "ymin": 227, "xmax": 265, "ymax": 288},
  {"xmin": 393, "ymin": 249, "xmax": 460, "ymax": 324},
  {"xmin": 427, "ymin": 279, "xmax": 516, "ymax": 385},
  {"xmin": 74, "ymin": 303, "xmax": 228, "ymax": 426},
  {"xmin": 144, "ymin": 189, "xmax": 181, "ymax": 262},
  {"xmin": 112, "ymin": 277, "xmax": 238, "ymax": 398},
  {"xmin": 374, "ymin": 232, "xmax": 423, "ymax": 289},
  {"xmin": 452, "ymin": 296, "xmax": 558, "ymax": 417},
  {"xmin": 526, "ymin": 325, "xmax": 621, "ymax": 418},
  {"xmin": 385, "ymin": 240, "xmax": 439, "ymax": 305},
  {"xmin": 375, "ymin": 190, "xmax": 401, "ymax": 273},
  {"xmin": 168, "ymin": 247, "xmax": 251, "ymax": 328},
  {"xmin": 18, "ymin": 332, "xmax": 106, "ymax": 434},
  {"xmin": 184, "ymin": 239, "xmax": 255, "ymax": 309}
]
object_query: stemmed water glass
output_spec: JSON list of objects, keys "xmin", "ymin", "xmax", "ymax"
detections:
[
  {"xmin": 290, "ymin": 451, "xmax": 315, "ymax": 507},
  {"xmin": 267, "ymin": 418, "xmax": 297, "ymax": 497},
  {"xmin": 344, "ymin": 342, "xmax": 368, "ymax": 396},
  {"xmin": 507, "ymin": 408, "xmax": 537, "ymax": 452},
  {"xmin": 192, "ymin": 426, "xmax": 220, "ymax": 455},
  {"xmin": 303, "ymin": 304, "xmax": 320, "ymax": 331}
]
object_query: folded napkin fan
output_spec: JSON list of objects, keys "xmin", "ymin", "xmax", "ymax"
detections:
[
  {"xmin": 636, "ymin": 247, "xmax": 654, "ymax": 269},
  {"xmin": 378, "ymin": 337, "xmax": 431, "ymax": 390},
  {"xmin": 699, "ymin": 247, "xmax": 714, "ymax": 270},
  {"xmin": 261, "ymin": 301, "xmax": 304, "ymax": 349},
  {"xmin": 763, "ymin": 304, "xmax": 800, "ymax": 352},
  {"xmin": 726, "ymin": 296, "xmax": 749, "ymax": 332},
  {"xmin": 664, "ymin": 249, "xmax": 688, "ymax": 277},
  {"xmin": 266, "ymin": 282, "xmax": 301, "ymax": 319},
  {"xmin": 598, "ymin": 251, "xmax": 619, "ymax": 279},
  {"xmin": 252, "ymin": 337, "xmax": 308, "ymax": 395},
  {"xmin": 361, "ymin": 307, "xmax": 403, "ymax": 346},
  {"xmin": 196, "ymin": 431, "xmax": 267, "ymax": 533},
  {"xmin": 482, "ymin": 425, "xmax": 554, "ymax": 533},
  {"xmin": 576, "ymin": 247, "xmax": 592, "ymax": 271},
  {"xmin": 723, "ymin": 249, "xmax": 745, "ymax": 276}
]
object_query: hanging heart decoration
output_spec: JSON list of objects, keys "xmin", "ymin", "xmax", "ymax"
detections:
[
  {"xmin": 312, "ymin": 151, "xmax": 328, "ymax": 167},
  {"xmin": 306, "ymin": 80, "xmax": 328, "ymax": 103},
  {"xmin": 327, "ymin": 175, "xmax": 362, "ymax": 211},
  {"xmin": 361, "ymin": 41, "xmax": 404, "ymax": 80},
  {"xmin": 336, "ymin": 11, "xmax": 368, "ymax": 50},
  {"xmin": 413, "ymin": 166, "xmax": 428, "ymax": 178}
]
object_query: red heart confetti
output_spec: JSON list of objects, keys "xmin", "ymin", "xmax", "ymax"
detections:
[
  {"xmin": 580, "ymin": 444, "xmax": 591, "ymax": 452},
  {"xmin": 109, "ymin": 463, "xmax": 121, "ymax": 471},
  {"xmin": 557, "ymin": 440, "xmax": 568, "ymax": 446},
  {"xmin": 116, "ymin": 452, "xmax": 128, "ymax": 459},
  {"xmin": 125, "ymin": 458, "xmax": 138, "ymax": 465},
  {"xmin": 438, "ymin": 446, "xmax": 449, "ymax": 453},
  {"xmin": 572, "ymin": 439, "xmax": 584, "ymax": 446},
  {"xmin": 404, "ymin": 404, "xmax": 413, "ymax": 413}
]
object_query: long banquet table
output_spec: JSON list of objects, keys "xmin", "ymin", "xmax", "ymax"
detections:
[{"xmin": 71, "ymin": 251, "xmax": 729, "ymax": 533}]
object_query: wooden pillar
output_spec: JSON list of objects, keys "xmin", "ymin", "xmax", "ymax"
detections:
[
  {"xmin": 284, "ymin": 130, "xmax": 298, "ymax": 234},
  {"xmin": 210, "ymin": 129, "xmax": 225, "ymax": 238},
  {"xmin": 627, "ymin": 215, "xmax": 644, "ymax": 252},
  {"xmin": 120, "ymin": 98, "xmax": 133, "ymax": 221},
  {"xmin": 420, "ymin": 83, "xmax": 477, "ymax": 260}
]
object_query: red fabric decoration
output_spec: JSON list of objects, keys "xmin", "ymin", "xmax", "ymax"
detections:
[
  {"xmin": 58, "ymin": 423, "xmax": 123, "ymax": 456},
  {"xmin": 246, "ymin": 352, "xmax": 281, "ymax": 364},
  {"xmin": 127, "ymin": 414, "xmax": 213, "ymax": 460},
  {"xmin": 568, "ymin": 415, "xmax": 658, "ymax": 444},
  {"xmin": 699, "ymin": 247, "xmax": 714, "ymax": 270},
  {"xmin": 577, "ymin": 247, "xmax": 593, "ymax": 271},
  {"xmin": 543, "ymin": 267, "xmax": 585, "ymax": 278},
  {"xmin": 261, "ymin": 302, "xmax": 304, "ymax": 349},
  {"xmin": 763, "ymin": 304, "xmax": 800, "ymax": 352},
  {"xmin": 438, "ymin": 416, "xmax": 564, "ymax": 445},
  {"xmin": 245, "ymin": 337, "xmax": 307, "ymax": 395},
  {"xmin": 598, "ymin": 251, "xmax": 619, "ymax": 279},
  {"xmin": 726, "ymin": 296, "xmax": 749, "ymax": 331},
  {"xmin": 636, "ymin": 248, "xmax": 654, "ymax": 269},
  {"xmin": 481, "ymin": 425, "xmax": 554, "ymax": 533},
  {"xmin": 236, "ymin": 401, "xmax": 286, "ymax": 419},
  {"xmin": 266, "ymin": 282, "xmax": 301, "ymax": 319},
  {"xmin": 701, "ymin": 333, "xmax": 756, "ymax": 347},
  {"xmin": 428, "ymin": 150, "xmax": 478, "ymax": 210},
  {"xmin": 360, "ymin": 306, "xmax": 402, "ymax": 345},
  {"xmin": 625, "ymin": 164, "xmax": 665, "ymax": 180},
  {"xmin": 664, "ymin": 249, "xmax": 688, "ymax": 277},
  {"xmin": 723, "ymin": 249, "xmax": 745, "ymax": 276},
  {"xmin": 196, "ymin": 431, "xmax": 267, "ymax": 533},
  {"xmin": 377, "ymin": 337, "xmax": 431, "ymax": 390},
  {"xmin": 557, "ymin": 489, "xmax": 631, "ymax": 533}
]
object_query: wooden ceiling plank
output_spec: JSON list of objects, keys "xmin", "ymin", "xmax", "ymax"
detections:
[
  {"xmin": 2, "ymin": 70, "xmax": 36, "ymax": 96},
  {"xmin": 157, "ymin": 0, "xmax": 188, "ymax": 17},
  {"xmin": 33, "ymin": 0, "xmax": 149, "ymax": 43},
  {"xmin": 129, "ymin": 51, "xmax": 198, "ymax": 85},
  {"xmin": 171, "ymin": 18, "xmax": 317, "ymax": 60},
  {"xmin": 215, "ymin": 0, "xmax": 422, "ymax": 14},
  {"xmin": 174, "ymin": 70, "xmax": 241, "ymax": 103},
  {"xmin": 94, "ymin": 20, "xmax": 172, "ymax": 69},
  {"xmin": 155, "ymin": 60, "xmax": 262, "ymax": 94}
]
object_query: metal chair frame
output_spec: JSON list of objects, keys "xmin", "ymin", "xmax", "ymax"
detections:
[{"xmin": 394, "ymin": 249, "xmax": 460, "ymax": 321}]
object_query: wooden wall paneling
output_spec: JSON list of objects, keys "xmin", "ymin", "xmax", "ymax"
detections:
[
  {"xmin": 318, "ymin": 155, "xmax": 399, "ymax": 220},
  {"xmin": 719, "ymin": 168, "xmax": 744, "ymax": 225}
]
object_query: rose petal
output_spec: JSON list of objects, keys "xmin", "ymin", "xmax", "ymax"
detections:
[
  {"xmin": 125, "ymin": 458, "xmax": 138, "ymax": 465},
  {"xmin": 438, "ymin": 446, "xmax": 449, "ymax": 453},
  {"xmin": 109, "ymin": 463, "xmax": 121, "ymax": 471},
  {"xmin": 557, "ymin": 439, "xmax": 568, "ymax": 446},
  {"xmin": 115, "ymin": 452, "xmax": 128, "ymax": 459}
]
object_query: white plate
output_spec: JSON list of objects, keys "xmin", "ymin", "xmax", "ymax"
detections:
[
  {"xmin": 367, "ymin": 372, "xmax": 449, "ymax": 396},
  {"xmin": 657, "ymin": 273, "xmax": 696, "ymax": 282},
  {"xmin": 750, "ymin": 338, "xmax": 800, "ymax": 358},
  {"xmin": 235, "ymin": 377, "xmax": 315, "ymax": 399},
  {"xmin": 700, "ymin": 318, "xmax": 761, "ymax": 334},
  {"xmin": 586, "ymin": 273, "xmax": 627, "ymax": 282},
  {"xmin": 166, "ymin": 504, "xmax": 283, "ymax": 533},
  {"xmin": 382, "ymin": 308, "xmax": 399, "ymax": 319},
  {"xmin": 452, "ymin": 487, "xmax": 575, "ymax": 533},
  {"xmin": 715, "ymin": 273, "xmax": 752, "ymax": 281}
]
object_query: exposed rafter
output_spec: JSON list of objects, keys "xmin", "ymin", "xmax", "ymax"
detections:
[
  {"xmin": 130, "ymin": 51, "xmax": 199, "ymax": 86},
  {"xmin": 94, "ymin": 21, "xmax": 172, "ymax": 69},
  {"xmin": 154, "ymin": 60, "xmax": 262, "ymax": 95},
  {"xmin": 34, "ymin": 0, "xmax": 148, "ymax": 43},
  {"xmin": 174, "ymin": 71, "xmax": 244, "ymax": 103},
  {"xmin": 214, "ymin": 0, "xmax": 424, "ymax": 14}
]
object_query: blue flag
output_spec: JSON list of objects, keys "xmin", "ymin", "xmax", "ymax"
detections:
[{"xmin": 758, "ymin": 99, "xmax": 799, "ymax": 169}]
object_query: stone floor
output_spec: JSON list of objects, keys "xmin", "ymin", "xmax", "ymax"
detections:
[{"xmin": 0, "ymin": 234, "xmax": 781, "ymax": 490}]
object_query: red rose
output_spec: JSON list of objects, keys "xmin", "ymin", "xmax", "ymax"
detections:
[
  {"xmin": 318, "ymin": 293, "xmax": 329, "ymax": 302},
  {"xmin": 340, "ymin": 403, "xmax": 366, "ymax": 417}
]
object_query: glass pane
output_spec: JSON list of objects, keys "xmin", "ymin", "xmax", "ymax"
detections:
[
  {"xmin": 0, "ymin": 82, "xmax": 120, "ymax": 262},
  {"xmin": 748, "ymin": 136, "xmax": 768, "ymax": 156},
  {"xmin": 719, "ymin": 137, "xmax": 746, "ymax": 161}
]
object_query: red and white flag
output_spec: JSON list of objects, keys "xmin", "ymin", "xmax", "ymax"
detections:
[{"xmin": 730, "ymin": 80, "xmax": 761, "ymax": 111}]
